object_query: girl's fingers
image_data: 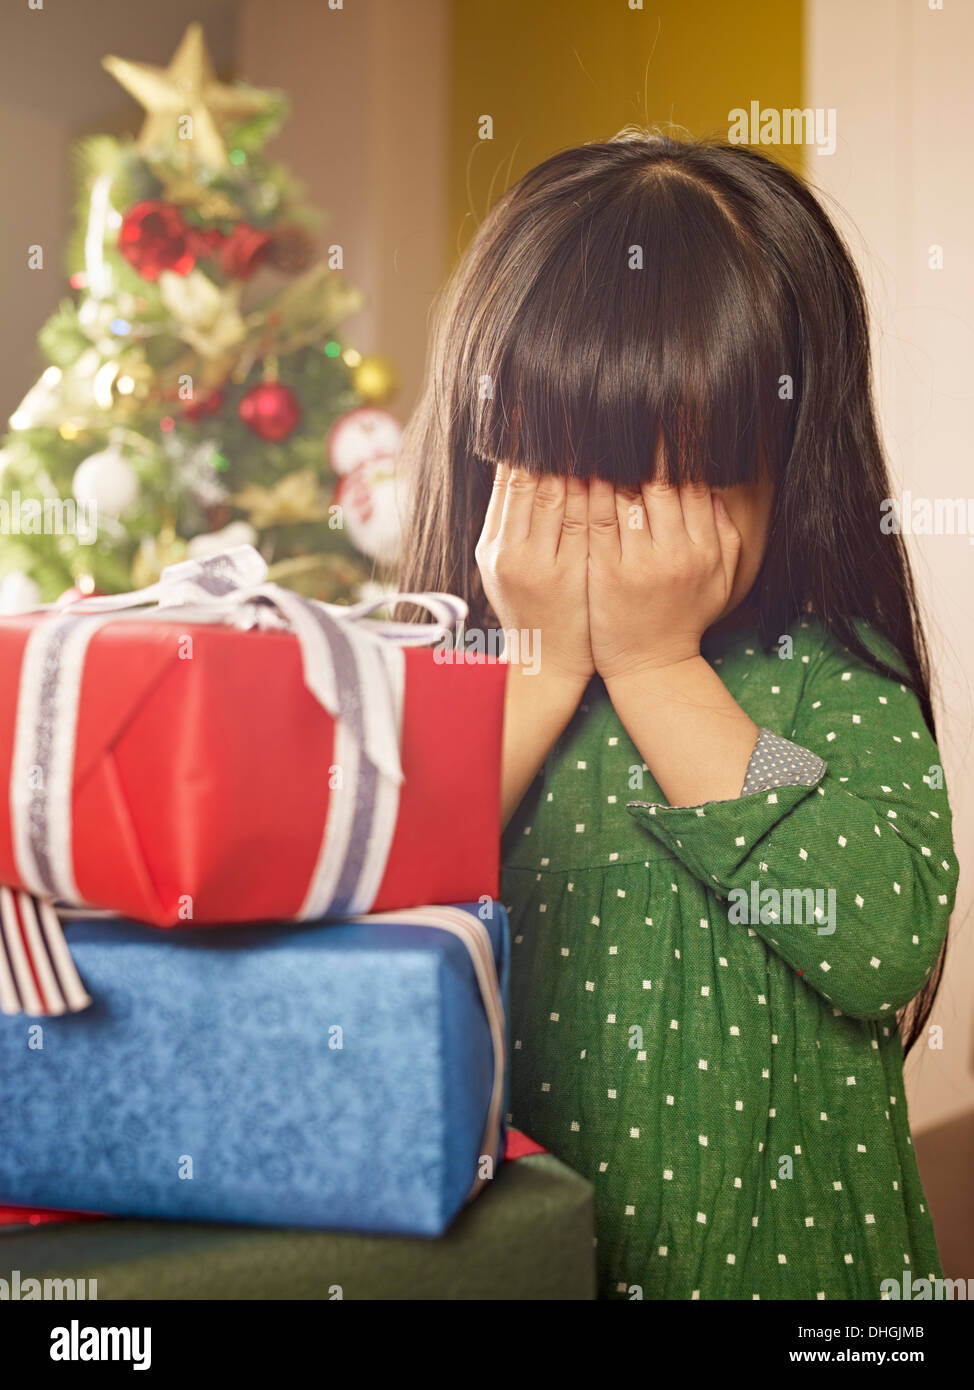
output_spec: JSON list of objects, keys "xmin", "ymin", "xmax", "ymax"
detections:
[
  {"xmin": 614, "ymin": 487, "xmax": 648, "ymax": 556},
  {"xmin": 587, "ymin": 476, "xmax": 621, "ymax": 561},
  {"xmin": 528, "ymin": 474, "xmax": 568, "ymax": 552},
  {"xmin": 681, "ymin": 481, "xmax": 719, "ymax": 548},
  {"xmin": 480, "ymin": 462, "xmax": 510, "ymax": 545},
  {"xmin": 712, "ymin": 491, "xmax": 743, "ymax": 588},
  {"xmin": 499, "ymin": 466, "xmax": 540, "ymax": 544},
  {"xmin": 558, "ymin": 475, "xmax": 589, "ymax": 558},
  {"xmin": 640, "ymin": 480, "xmax": 687, "ymax": 547}
]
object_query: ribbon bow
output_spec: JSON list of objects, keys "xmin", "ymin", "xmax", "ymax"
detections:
[
  {"xmin": 2, "ymin": 549, "xmax": 469, "ymax": 1015},
  {"xmin": 62, "ymin": 545, "xmax": 467, "ymax": 786}
]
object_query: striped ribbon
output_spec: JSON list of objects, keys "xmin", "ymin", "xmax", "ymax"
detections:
[
  {"xmin": 2, "ymin": 547, "xmax": 469, "ymax": 1017},
  {"xmin": 0, "ymin": 888, "xmax": 91, "ymax": 1016}
]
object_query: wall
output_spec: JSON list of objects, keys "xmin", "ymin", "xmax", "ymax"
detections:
[
  {"xmin": 806, "ymin": 0, "xmax": 974, "ymax": 1136},
  {"xmin": 448, "ymin": 0, "xmax": 803, "ymax": 257},
  {"xmin": 236, "ymin": 0, "xmax": 451, "ymax": 418}
]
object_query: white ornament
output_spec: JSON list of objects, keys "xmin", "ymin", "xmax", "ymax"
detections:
[
  {"xmin": 357, "ymin": 579, "xmax": 402, "ymax": 605},
  {"xmin": 0, "ymin": 572, "xmax": 42, "ymax": 615},
  {"xmin": 327, "ymin": 407, "xmax": 403, "ymax": 477},
  {"xmin": 327, "ymin": 407, "xmax": 405, "ymax": 563},
  {"xmin": 78, "ymin": 297, "xmax": 118, "ymax": 342},
  {"xmin": 186, "ymin": 521, "xmax": 257, "ymax": 560},
  {"xmin": 9, "ymin": 348, "xmax": 103, "ymax": 432},
  {"xmin": 72, "ymin": 444, "xmax": 139, "ymax": 519},
  {"xmin": 336, "ymin": 458, "xmax": 406, "ymax": 565}
]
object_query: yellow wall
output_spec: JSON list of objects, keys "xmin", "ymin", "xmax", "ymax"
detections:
[{"xmin": 448, "ymin": 0, "xmax": 804, "ymax": 265}]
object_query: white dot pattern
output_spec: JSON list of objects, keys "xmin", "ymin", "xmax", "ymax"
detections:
[{"xmin": 502, "ymin": 617, "xmax": 956, "ymax": 1300}]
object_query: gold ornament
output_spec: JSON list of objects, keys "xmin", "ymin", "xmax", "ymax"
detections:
[
  {"xmin": 155, "ymin": 165, "xmax": 242, "ymax": 220},
  {"xmin": 114, "ymin": 357, "xmax": 154, "ymax": 403},
  {"xmin": 131, "ymin": 529, "xmax": 188, "ymax": 589},
  {"xmin": 158, "ymin": 270, "xmax": 247, "ymax": 358},
  {"xmin": 353, "ymin": 353, "xmax": 399, "ymax": 404},
  {"xmin": 102, "ymin": 22, "xmax": 273, "ymax": 170},
  {"xmin": 232, "ymin": 470, "xmax": 328, "ymax": 529}
]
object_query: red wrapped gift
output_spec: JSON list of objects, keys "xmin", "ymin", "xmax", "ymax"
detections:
[{"xmin": 0, "ymin": 549, "xmax": 506, "ymax": 934}]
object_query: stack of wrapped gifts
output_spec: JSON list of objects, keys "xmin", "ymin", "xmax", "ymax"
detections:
[{"xmin": 0, "ymin": 549, "xmax": 595, "ymax": 1300}]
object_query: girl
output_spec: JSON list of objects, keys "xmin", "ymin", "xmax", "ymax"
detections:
[{"xmin": 399, "ymin": 131, "xmax": 957, "ymax": 1300}]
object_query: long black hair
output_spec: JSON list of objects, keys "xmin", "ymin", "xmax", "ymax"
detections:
[{"xmin": 397, "ymin": 130, "xmax": 943, "ymax": 1052}]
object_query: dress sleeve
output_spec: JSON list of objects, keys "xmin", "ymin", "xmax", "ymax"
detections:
[
  {"xmin": 739, "ymin": 727, "xmax": 825, "ymax": 795},
  {"xmin": 626, "ymin": 636, "xmax": 958, "ymax": 1021}
]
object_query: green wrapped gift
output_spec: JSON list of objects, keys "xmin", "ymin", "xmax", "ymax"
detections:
[{"xmin": 0, "ymin": 1153, "xmax": 595, "ymax": 1301}]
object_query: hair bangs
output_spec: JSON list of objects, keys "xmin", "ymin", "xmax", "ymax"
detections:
[{"xmin": 462, "ymin": 157, "xmax": 795, "ymax": 491}]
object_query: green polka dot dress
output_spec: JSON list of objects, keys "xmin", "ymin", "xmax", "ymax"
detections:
[{"xmin": 502, "ymin": 618, "xmax": 956, "ymax": 1300}]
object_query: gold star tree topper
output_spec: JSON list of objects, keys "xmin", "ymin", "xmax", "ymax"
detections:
[{"xmin": 102, "ymin": 22, "xmax": 271, "ymax": 170}]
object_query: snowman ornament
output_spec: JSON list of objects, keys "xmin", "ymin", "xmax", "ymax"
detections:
[{"xmin": 326, "ymin": 407, "xmax": 405, "ymax": 566}]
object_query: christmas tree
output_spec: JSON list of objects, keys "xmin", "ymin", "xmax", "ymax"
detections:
[{"xmin": 0, "ymin": 22, "xmax": 402, "ymax": 610}]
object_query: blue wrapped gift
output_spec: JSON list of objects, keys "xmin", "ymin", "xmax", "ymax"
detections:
[{"xmin": 0, "ymin": 903, "xmax": 509, "ymax": 1236}]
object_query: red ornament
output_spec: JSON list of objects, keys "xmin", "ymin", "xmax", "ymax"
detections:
[
  {"xmin": 220, "ymin": 223, "xmax": 272, "ymax": 280},
  {"xmin": 118, "ymin": 201, "xmax": 195, "ymax": 281},
  {"xmin": 182, "ymin": 389, "xmax": 225, "ymax": 422},
  {"xmin": 238, "ymin": 381, "xmax": 301, "ymax": 442},
  {"xmin": 188, "ymin": 226, "xmax": 227, "ymax": 261}
]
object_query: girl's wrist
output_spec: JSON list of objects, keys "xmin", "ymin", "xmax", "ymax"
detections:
[
  {"xmin": 600, "ymin": 648, "xmax": 703, "ymax": 687},
  {"xmin": 500, "ymin": 660, "xmax": 587, "ymax": 830},
  {"xmin": 504, "ymin": 657, "xmax": 590, "ymax": 703}
]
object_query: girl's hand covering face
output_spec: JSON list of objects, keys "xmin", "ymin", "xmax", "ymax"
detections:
[
  {"xmin": 587, "ymin": 478, "xmax": 743, "ymax": 681},
  {"xmin": 475, "ymin": 464, "xmax": 594, "ymax": 683}
]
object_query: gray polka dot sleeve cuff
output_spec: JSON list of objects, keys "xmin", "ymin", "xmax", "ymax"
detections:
[{"xmin": 740, "ymin": 728, "xmax": 826, "ymax": 796}]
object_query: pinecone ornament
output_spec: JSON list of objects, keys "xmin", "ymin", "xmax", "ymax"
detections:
[{"xmin": 268, "ymin": 223, "xmax": 317, "ymax": 273}]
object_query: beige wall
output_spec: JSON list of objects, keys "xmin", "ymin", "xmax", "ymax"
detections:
[
  {"xmin": 236, "ymin": 0, "xmax": 451, "ymax": 420},
  {"xmin": 807, "ymin": 0, "xmax": 974, "ymax": 1133}
]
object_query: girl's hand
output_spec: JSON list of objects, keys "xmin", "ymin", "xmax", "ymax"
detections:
[
  {"xmin": 476, "ymin": 464, "xmax": 593, "ymax": 684},
  {"xmin": 587, "ymin": 478, "xmax": 742, "ymax": 680}
]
